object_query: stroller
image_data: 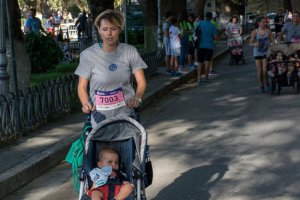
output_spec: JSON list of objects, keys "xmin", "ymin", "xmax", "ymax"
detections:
[
  {"xmin": 267, "ymin": 43, "xmax": 300, "ymax": 95},
  {"xmin": 78, "ymin": 114, "xmax": 152, "ymax": 200},
  {"xmin": 228, "ymin": 37, "xmax": 246, "ymax": 65}
]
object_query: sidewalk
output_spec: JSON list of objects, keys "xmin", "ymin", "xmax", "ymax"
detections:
[{"xmin": 0, "ymin": 41, "xmax": 229, "ymax": 199}]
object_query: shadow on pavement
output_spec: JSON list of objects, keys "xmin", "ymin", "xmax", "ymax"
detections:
[{"xmin": 152, "ymin": 157, "xmax": 230, "ymax": 200}]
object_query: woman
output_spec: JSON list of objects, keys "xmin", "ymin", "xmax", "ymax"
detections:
[
  {"xmin": 178, "ymin": 11, "xmax": 191, "ymax": 72},
  {"xmin": 249, "ymin": 16, "xmax": 274, "ymax": 94},
  {"xmin": 226, "ymin": 16, "xmax": 242, "ymax": 45},
  {"xmin": 226, "ymin": 15, "xmax": 245, "ymax": 64},
  {"xmin": 75, "ymin": 9, "xmax": 147, "ymax": 127}
]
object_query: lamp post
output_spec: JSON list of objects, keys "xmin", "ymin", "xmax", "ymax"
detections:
[
  {"xmin": 157, "ymin": 0, "xmax": 162, "ymax": 50},
  {"xmin": 244, "ymin": 0, "xmax": 248, "ymax": 25},
  {"xmin": 124, "ymin": 0, "xmax": 128, "ymax": 43},
  {"xmin": 0, "ymin": 0, "xmax": 9, "ymax": 96}
]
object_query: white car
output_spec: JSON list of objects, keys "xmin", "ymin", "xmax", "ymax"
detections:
[
  {"xmin": 267, "ymin": 13, "xmax": 277, "ymax": 32},
  {"xmin": 247, "ymin": 14, "xmax": 257, "ymax": 24}
]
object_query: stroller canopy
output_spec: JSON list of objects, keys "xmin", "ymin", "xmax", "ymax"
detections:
[{"xmin": 85, "ymin": 114, "xmax": 147, "ymax": 172}]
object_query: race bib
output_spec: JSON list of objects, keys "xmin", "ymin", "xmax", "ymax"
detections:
[
  {"xmin": 95, "ymin": 87, "xmax": 125, "ymax": 111},
  {"xmin": 291, "ymin": 36, "xmax": 300, "ymax": 43}
]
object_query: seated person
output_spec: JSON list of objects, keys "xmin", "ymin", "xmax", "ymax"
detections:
[
  {"xmin": 268, "ymin": 51, "xmax": 286, "ymax": 77},
  {"xmin": 87, "ymin": 147, "xmax": 134, "ymax": 200}
]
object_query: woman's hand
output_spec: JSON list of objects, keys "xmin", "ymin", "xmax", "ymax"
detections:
[
  {"xmin": 82, "ymin": 102, "xmax": 95, "ymax": 113},
  {"xmin": 127, "ymin": 96, "xmax": 142, "ymax": 108},
  {"xmin": 253, "ymin": 42, "xmax": 259, "ymax": 47}
]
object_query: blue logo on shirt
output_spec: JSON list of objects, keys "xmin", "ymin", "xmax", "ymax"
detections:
[{"xmin": 108, "ymin": 64, "xmax": 118, "ymax": 71}]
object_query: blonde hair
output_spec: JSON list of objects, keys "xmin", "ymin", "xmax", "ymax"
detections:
[
  {"xmin": 98, "ymin": 147, "xmax": 119, "ymax": 162},
  {"xmin": 94, "ymin": 9, "xmax": 124, "ymax": 31}
]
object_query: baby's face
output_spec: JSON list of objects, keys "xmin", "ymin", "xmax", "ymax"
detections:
[
  {"xmin": 277, "ymin": 52, "xmax": 283, "ymax": 60},
  {"xmin": 98, "ymin": 152, "xmax": 119, "ymax": 170}
]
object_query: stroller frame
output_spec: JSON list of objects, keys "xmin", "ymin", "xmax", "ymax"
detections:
[
  {"xmin": 228, "ymin": 37, "xmax": 246, "ymax": 65},
  {"xmin": 267, "ymin": 43, "xmax": 300, "ymax": 95},
  {"xmin": 79, "ymin": 115, "xmax": 150, "ymax": 200}
]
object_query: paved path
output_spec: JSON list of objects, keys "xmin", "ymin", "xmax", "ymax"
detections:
[
  {"xmin": 145, "ymin": 45, "xmax": 300, "ymax": 200},
  {"xmin": 0, "ymin": 40, "xmax": 229, "ymax": 199},
  {"xmin": 5, "ymin": 40, "xmax": 300, "ymax": 200}
]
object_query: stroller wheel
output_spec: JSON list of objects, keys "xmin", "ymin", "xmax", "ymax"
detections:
[
  {"xmin": 275, "ymin": 82, "xmax": 281, "ymax": 96},
  {"xmin": 270, "ymin": 78, "xmax": 275, "ymax": 95},
  {"xmin": 295, "ymin": 81, "xmax": 300, "ymax": 94},
  {"xmin": 242, "ymin": 58, "xmax": 246, "ymax": 65}
]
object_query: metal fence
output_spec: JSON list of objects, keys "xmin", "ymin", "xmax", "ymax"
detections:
[{"xmin": 0, "ymin": 49, "xmax": 159, "ymax": 143}]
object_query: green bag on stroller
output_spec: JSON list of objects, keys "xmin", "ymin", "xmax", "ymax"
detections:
[{"xmin": 65, "ymin": 121, "xmax": 92, "ymax": 193}]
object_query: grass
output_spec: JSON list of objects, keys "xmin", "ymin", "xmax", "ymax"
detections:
[{"xmin": 30, "ymin": 62, "xmax": 78, "ymax": 86}]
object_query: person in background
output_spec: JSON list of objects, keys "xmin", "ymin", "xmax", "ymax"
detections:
[
  {"xmin": 187, "ymin": 14, "xmax": 195, "ymax": 69},
  {"xmin": 75, "ymin": 10, "xmax": 87, "ymax": 39},
  {"xmin": 45, "ymin": 15, "xmax": 54, "ymax": 36},
  {"xmin": 278, "ymin": 11, "xmax": 300, "ymax": 43},
  {"xmin": 196, "ymin": 12, "xmax": 218, "ymax": 85},
  {"xmin": 274, "ymin": 9, "xmax": 285, "ymax": 38},
  {"xmin": 162, "ymin": 11, "xmax": 174, "ymax": 74},
  {"xmin": 249, "ymin": 16, "xmax": 274, "ymax": 94},
  {"xmin": 53, "ymin": 11, "xmax": 62, "ymax": 27},
  {"xmin": 193, "ymin": 15, "xmax": 202, "ymax": 67},
  {"xmin": 24, "ymin": 8, "xmax": 47, "ymax": 34},
  {"xmin": 209, "ymin": 11, "xmax": 219, "ymax": 76},
  {"xmin": 169, "ymin": 17, "xmax": 182, "ymax": 76},
  {"xmin": 178, "ymin": 11, "xmax": 191, "ymax": 72}
]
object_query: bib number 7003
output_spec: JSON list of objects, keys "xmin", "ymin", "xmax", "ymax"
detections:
[{"xmin": 95, "ymin": 87, "xmax": 126, "ymax": 111}]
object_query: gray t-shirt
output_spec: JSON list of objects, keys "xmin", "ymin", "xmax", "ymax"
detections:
[
  {"xmin": 226, "ymin": 23, "xmax": 242, "ymax": 39},
  {"xmin": 281, "ymin": 22, "xmax": 300, "ymax": 42},
  {"xmin": 163, "ymin": 21, "xmax": 171, "ymax": 41},
  {"xmin": 75, "ymin": 43, "xmax": 147, "ymax": 127}
]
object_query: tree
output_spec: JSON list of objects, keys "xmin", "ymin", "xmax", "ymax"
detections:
[
  {"xmin": 8, "ymin": 0, "xmax": 31, "ymax": 91},
  {"xmin": 283, "ymin": 0, "xmax": 292, "ymax": 11},
  {"xmin": 193, "ymin": 0, "xmax": 206, "ymax": 17},
  {"xmin": 87, "ymin": 0, "xmax": 114, "ymax": 19},
  {"xmin": 137, "ymin": 0, "xmax": 187, "ymax": 50}
]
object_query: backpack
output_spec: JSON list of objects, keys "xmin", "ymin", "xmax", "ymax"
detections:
[
  {"xmin": 193, "ymin": 23, "xmax": 202, "ymax": 47},
  {"xmin": 65, "ymin": 121, "xmax": 92, "ymax": 193}
]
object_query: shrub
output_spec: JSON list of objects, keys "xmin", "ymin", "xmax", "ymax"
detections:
[
  {"xmin": 24, "ymin": 32, "xmax": 63, "ymax": 73},
  {"xmin": 119, "ymin": 29, "xmax": 144, "ymax": 45}
]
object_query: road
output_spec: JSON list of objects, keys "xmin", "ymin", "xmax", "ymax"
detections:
[{"xmin": 4, "ymin": 45, "xmax": 300, "ymax": 200}]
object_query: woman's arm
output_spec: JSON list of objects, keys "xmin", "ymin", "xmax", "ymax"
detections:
[
  {"xmin": 239, "ymin": 26, "xmax": 243, "ymax": 35},
  {"xmin": 249, "ymin": 30, "xmax": 258, "ymax": 47},
  {"xmin": 78, "ymin": 77, "xmax": 95, "ymax": 113},
  {"xmin": 127, "ymin": 69, "xmax": 146, "ymax": 108},
  {"xmin": 268, "ymin": 29, "xmax": 275, "ymax": 44}
]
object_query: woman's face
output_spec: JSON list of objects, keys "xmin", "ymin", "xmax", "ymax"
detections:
[
  {"xmin": 258, "ymin": 19, "xmax": 266, "ymax": 27},
  {"xmin": 232, "ymin": 18, "xmax": 237, "ymax": 24},
  {"xmin": 277, "ymin": 52, "xmax": 283, "ymax": 60},
  {"xmin": 98, "ymin": 19, "xmax": 121, "ymax": 46},
  {"xmin": 292, "ymin": 13, "xmax": 300, "ymax": 24}
]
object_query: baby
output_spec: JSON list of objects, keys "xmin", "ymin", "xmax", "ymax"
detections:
[
  {"xmin": 268, "ymin": 51, "xmax": 286, "ymax": 77},
  {"xmin": 87, "ymin": 147, "xmax": 134, "ymax": 200}
]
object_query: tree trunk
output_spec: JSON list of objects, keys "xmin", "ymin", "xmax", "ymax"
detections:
[
  {"xmin": 88, "ymin": 0, "xmax": 114, "ymax": 19},
  {"xmin": 87, "ymin": 0, "xmax": 114, "ymax": 43},
  {"xmin": 8, "ymin": 0, "xmax": 31, "ymax": 91},
  {"xmin": 137, "ymin": 0, "xmax": 158, "ymax": 50},
  {"xmin": 137, "ymin": 0, "xmax": 187, "ymax": 50},
  {"xmin": 193, "ymin": 0, "xmax": 206, "ymax": 17},
  {"xmin": 283, "ymin": 0, "xmax": 292, "ymax": 11}
]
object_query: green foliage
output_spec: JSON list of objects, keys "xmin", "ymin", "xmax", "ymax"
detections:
[
  {"xmin": 68, "ymin": 4, "xmax": 81, "ymax": 18},
  {"xmin": 30, "ymin": 62, "xmax": 77, "ymax": 86},
  {"xmin": 119, "ymin": 29, "xmax": 144, "ymax": 45},
  {"xmin": 24, "ymin": 32, "xmax": 63, "ymax": 73}
]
